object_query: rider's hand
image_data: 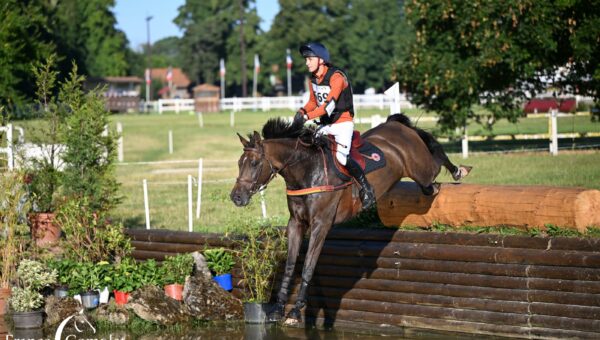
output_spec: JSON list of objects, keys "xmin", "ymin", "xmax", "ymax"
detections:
[{"xmin": 293, "ymin": 111, "xmax": 307, "ymax": 126}]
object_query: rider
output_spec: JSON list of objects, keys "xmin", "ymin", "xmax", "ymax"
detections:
[{"xmin": 294, "ymin": 42, "xmax": 375, "ymax": 209}]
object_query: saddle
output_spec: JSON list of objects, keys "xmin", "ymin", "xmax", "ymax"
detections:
[{"xmin": 326, "ymin": 131, "xmax": 386, "ymax": 181}]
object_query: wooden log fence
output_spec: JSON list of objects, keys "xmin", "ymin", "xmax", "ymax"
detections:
[
  {"xmin": 125, "ymin": 228, "xmax": 600, "ymax": 339},
  {"xmin": 377, "ymin": 182, "xmax": 600, "ymax": 232}
]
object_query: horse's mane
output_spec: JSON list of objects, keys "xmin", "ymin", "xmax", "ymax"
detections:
[{"xmin": 246, "ymin": 117, "xmax": 327, "ymax": 148}]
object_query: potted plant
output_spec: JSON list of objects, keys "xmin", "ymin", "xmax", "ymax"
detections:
[
  {"xmin": 9, "ymin": 259, "xmax": 57, "ymax": 328},
  {"xmin": 0, "ymin": 171, "xmax": 30, "ymax": 315},
  {"xmin": 46, "ymin": 259, "xmax": 77, "ymax": 298},
  {"xmin": 70, "ymin": 261, "xmax": 103, "ymax": 309},
  {"xmin": 235, "ymin": 222, "xmax": 287, "ymax": 323},
  {"xmin": 160, "ymin": 253, "xmax": 194, "ymax": 301},
  {"xmin": 203, "ymin": 248, "xmax": 235, "ymax": 291},
  {"xmin": 112, "ymin": 257, "xmax": 139, "ymax": 305}
]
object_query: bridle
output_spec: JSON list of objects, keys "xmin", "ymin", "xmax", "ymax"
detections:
[{"xmin": 235, "ymin": 138, "xmax": 304, "ymax": 195}]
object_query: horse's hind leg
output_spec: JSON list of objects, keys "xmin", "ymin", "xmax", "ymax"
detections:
[
  {"xmin": 267, "ymin": 218, "xmax": 305, "ymax": 322},
  {"xmin": 420, "ymin": 183, "xmax": 440, "ymax": 196},
  {"xmin": 430, "ymin": 141, "xmax": 472, "ymax": 181}
]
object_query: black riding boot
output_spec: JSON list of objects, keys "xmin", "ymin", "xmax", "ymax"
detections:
[{"xmin": 346, "ymin": 157, "xmax": 376, "ymax": 210}]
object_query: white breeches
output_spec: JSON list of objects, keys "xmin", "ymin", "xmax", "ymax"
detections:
[{"xmin": 316, "ymin": 121, "xmax": 354, "ymax": 165}]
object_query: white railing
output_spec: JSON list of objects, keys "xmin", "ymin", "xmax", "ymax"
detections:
[
  {"xmin": 157, "ymin": 99, "xmax": 195, "ymax": 114},
  {"xmin": 219, "ymin": 94, "xmax": 414, "ymax": 112}
]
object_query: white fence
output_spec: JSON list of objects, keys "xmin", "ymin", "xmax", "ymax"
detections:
[{"xmin": 155, "ymin": 94, "xmax": 414, "ymax": 114}]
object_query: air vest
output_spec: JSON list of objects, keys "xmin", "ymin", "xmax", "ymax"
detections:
[{"xmin": 310, "ymin": 66, "xmax": 354, "ymax": 125}]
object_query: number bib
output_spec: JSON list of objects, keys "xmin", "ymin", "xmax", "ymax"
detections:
[{"xmin": 312, "ymin": 84, "xmax": 330, "ymax": 106}]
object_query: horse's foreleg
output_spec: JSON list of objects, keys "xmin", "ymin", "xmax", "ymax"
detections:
[
  {"xmin": 285, "ymin": 217, "xmax": 334, "ymax": 325},
  {"xmin": 267, "ymin": 218, "xmax": 304, "ymax": 322}
]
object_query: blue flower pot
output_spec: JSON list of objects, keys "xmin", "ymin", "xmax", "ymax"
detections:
[{"xmin": 213, "ymin": 273, "xmax": 233, "ymax": 291}]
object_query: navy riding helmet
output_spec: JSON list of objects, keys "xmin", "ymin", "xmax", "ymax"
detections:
[{"xmin": 299, "ymin": 42, "xmax": 330, "ymax": 64}]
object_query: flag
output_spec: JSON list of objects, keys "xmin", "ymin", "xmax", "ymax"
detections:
[
  {"xmin": 219, "ymin": 58, "xmax": 226, "ymax": 77},
  {"xmin": 145, "ymin": 68, "xmax": 151, "ymax": 85},
  {"xmin": 254, "ymin": 54, "xmax": 260, "ymax": 73},
  {"xmin": 166, "ymin": 66, "xmax": 173, "ymax": 82},
  {"xmin": 286, "ymin": 51, "xmax": 293, "ymax": 70}
]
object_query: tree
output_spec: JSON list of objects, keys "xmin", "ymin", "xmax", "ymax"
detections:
[
  {"xmin": 0, "ymin": 0, "xmax": 55, "ymax": 109},
  {"xmin": 395, "ymin": 0, "xmax": 599, "ymax": 133}
]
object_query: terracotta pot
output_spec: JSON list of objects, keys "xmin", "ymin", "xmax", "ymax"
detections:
[
  {"xmin": 29, "ymin": 213, "xmax": 61, "ymax": 246},
  {"xmin": 164, "ymin": 284, "xmax": 184, "ymax": 301},
  {"xmin": 0, "ymin": 287, "xmax": 10, "ymax": 316},
  {"xmin": 113, "ymin": 290, "xmax": 130, "ymax": 305}
]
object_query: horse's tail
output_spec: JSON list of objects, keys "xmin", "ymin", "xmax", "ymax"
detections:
[{"xmin": 386, "ymin": 113, "xmax": 439, "ymax": 155}]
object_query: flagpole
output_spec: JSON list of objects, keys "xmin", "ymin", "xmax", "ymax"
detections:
[
  {"xmin": 252, "ymin": 54, "xmax": 258, "ymax": 98},
  {"xmin": 286, "ymin": 49, "xmax": 292, "ymax": 96}
]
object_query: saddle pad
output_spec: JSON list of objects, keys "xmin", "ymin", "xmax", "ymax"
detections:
[{"xmin": 327, "ymin": 134, "xmax": 386, "ymax": 181}]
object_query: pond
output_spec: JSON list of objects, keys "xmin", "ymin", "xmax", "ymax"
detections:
[{"xmin": 1, "ymin": 316, "xmax": 502, "ymax": 340}]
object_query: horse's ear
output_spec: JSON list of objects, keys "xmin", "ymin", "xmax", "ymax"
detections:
[
  {"xmin": 237, "ymin": 133, "xmax": 249, "ymax": 147},
  {"xmin": 253, "ymin": 131, "xmax": 262, "ymax": 146}
]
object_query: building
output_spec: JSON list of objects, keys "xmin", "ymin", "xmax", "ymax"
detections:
[
  {"xmin": 151, "ymin": 67, "xmax": 191, "ymax": 99},
  {"xmin": 86, "ymin": 76, "xmax": 142, "ymax": 113}
]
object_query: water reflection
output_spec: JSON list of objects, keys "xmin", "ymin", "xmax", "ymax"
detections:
[{"xmin": 0, "ymin": 317, "xmax": 498, "ymax": 340}]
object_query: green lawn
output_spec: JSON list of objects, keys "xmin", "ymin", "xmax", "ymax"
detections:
[{"xmin": 11, "ymin": 110, "xmax": 600, "ymax": 233}]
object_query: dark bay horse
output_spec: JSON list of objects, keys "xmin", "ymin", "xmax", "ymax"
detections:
[{"xmin": 230, "ymin": 114, "xmax": 470, "ymax": 325}]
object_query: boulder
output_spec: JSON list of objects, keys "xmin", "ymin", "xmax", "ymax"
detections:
[
  {"xmin": 191, "ymin": 251, "xmax": 212, "ymax": 279},
  {"xmin": 182, "ymin": 275, "xmax": 243, "ymax": 321},
  {"xmin": 127, "ymin": 286, "xmax": 188, "ymax": 325},
  {"xmin": 44, "ymin": 296, "xmax": 82, "ymax": 327},
  {"xmin": 94, "ymin": 301, "xmax": 130, "ymax": 325}
]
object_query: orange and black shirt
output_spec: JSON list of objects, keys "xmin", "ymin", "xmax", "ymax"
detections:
[{"xmin": 302, "ymin": 65, "xmax": 354, "ymax": 125}]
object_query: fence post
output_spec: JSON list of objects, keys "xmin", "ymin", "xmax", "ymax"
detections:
[
  {"xmin": 168, "ymin": 130, "xmax": 173, "ymax": 154},
  {"xmin": 6, "ymin": 123, "xmax": 13, "ymax": 170},
  {"xmin": 230, "ymin": 111, "xmax": 235, "ymax": 127},
  {"xmin": 196, "ymin": 158, "xmax": 203, "ymax": 219},
  {"xmin": 143, "ymin": 179, "xmax": 150, "ymax": 229},
  {"xmin": 260, "ymin": 190, "xmax": 267, "ymax": 218},
  {"xmin": 116, "ymin": 122, "xmax": 123, "ymax": 162},
  {"xmin": 550, "ymin": 109, "xmax": 558, "ymax": 156},
  {"xmin": 197, "ymin": 112, "xmax": 204, "ymax": 128},
  {"xmin": 462, "ymin": 125, "xmax": 469, "ymax": 159},
  {"xmin": 188, "ymin": 175, "xmax": 193, "ymax": 232}
]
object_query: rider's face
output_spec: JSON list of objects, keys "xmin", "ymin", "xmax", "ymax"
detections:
[{"xmin": 305, "ymin": 57, "xmax": 321, "ymax": 73}]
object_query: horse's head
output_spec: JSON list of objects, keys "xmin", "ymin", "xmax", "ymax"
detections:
[{"xmin": 230, "ymin": 131, "xmax": 275, "ymax": 207}]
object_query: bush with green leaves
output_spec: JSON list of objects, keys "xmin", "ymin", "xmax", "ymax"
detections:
[
  {"xmin": 159, "ymin": 254, "xmax": 194, "ymax": 286},
  {"xmin": 112, "ymin": 257, "xmax": 138, "ymax": 293},
  {"xmin": 203, "ymin": 248, "xmax": 235, "ymax": 276},
  {"xmin": 9, "ymin": 259, "xmax": 57, "ymax": 312},
  {"xmin": 46, "ymin": 259, "xmax": 78, "ymax": 288},
  {"xmin": 68, "ymin": 261, "xmax": 111, "ymax": 293},
  {"xmin": 234, "ymin": 221, "xmax": 287, "ymax": 302}
]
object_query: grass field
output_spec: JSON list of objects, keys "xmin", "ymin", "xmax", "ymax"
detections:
[{"xmin": 10, "ymin": 109, "xmax": 600, "ymax": 233}]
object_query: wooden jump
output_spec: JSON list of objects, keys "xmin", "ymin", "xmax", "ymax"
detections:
[
  {"xmin": 377, "ymin": 182, "xmax": 600, "ymax": 232},
  {"xmin": 126, "ymin": 228, "xmax": 600, "ymax": 339}
]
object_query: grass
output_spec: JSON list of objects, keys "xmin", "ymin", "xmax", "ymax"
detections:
[{"xmin": 10, "ymin": 109, "xmax": 600, "ymax": 233}]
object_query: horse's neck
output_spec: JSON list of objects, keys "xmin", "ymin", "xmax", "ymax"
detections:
[{"xmin": 264, "ymin": 139, "xmax": 323, "ymax": 187}]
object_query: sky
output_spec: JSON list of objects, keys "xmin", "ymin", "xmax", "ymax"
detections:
[{"xmin": 114, "ymin": 0, "xmax": 279, "ymax": 50}]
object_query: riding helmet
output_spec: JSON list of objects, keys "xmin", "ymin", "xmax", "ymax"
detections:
[{"xmin": 299, "ymin": 42, "xmax": 330, "ymax": 63}]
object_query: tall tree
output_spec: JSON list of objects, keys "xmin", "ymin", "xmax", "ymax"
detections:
[
  {"xmin": 395, "ymin": 0, "xmax": 599, "ymax": 133},
  {"xmin": 0, "ymin": 0, "xmax": 55, "ymax": 109}
]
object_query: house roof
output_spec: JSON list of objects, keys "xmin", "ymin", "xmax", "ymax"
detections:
[
  {"xmin": 103, "ymin": 76, "xmax": 143, "ymax": 83},
  {"xmin": 151, "ymin": 68, "xmax": 191, "ymax": 88}
]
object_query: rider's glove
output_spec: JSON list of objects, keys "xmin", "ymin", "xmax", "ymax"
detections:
[{"xmin": 293, "ymin": 109, "xmax": 307, "ymax": 126}]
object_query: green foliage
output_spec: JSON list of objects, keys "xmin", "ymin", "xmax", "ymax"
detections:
[
  {"xmin": 68, "ymin": 261, "xmax": 112, "ymax": 293},
  {"xmin": 59, "ymin": 63, "xmax": 120, "ymax": 213},
  {"xmin": 10, "ymin": 259, "xmax": 57, "ymax": 312},
  {"xmin": 112, "ymin": 258, "xmax": 138, "ymax": 293},
  {"xmin": 396, "ymin": 0, "xmax": 600, "ymax": 133},
  {"xmin": 234, "ymin": 220, "xmax": 286, "ymax": 302},
  {"xmin": 0, "ymin": 171, "xmax": 30, "ymax": 288},
  {"xmin": 203, "ymin": 248, "xmax": 235, "ymax": 275},
  {"xmin": 47, "ymin": 259, "xmax": 78, "ymax": 287},
  {"xmin": 160, "ymin": 254, "xmax": 194, "ymax": 285},
  {"xmin": 137, "ymin": 259, "xmax": 162, "ymax": 288},
  {"xmin": 57, "ymin": 197, "xmax": 132, "ymax": 263}
]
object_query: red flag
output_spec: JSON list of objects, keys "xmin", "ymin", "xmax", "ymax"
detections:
[
  {"xmin": 145, "ymin": 68, "xmax": 151, "ymax": 85},
  {"xmin": 286, "ymin": 52, "xmax": 293, "ymax": 70},
  {"xmin": 219, "ymin": 58, "xmax": 226, "ymax": 77},
  {"xmin": 166, "ymin": 66, "xmax": 173, "ymax": 82},
  {"xmin": 254, "ymin": 54, "xmax": 260, "ymax": 73}
]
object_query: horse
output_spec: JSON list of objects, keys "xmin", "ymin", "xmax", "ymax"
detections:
[{"xmin": 230, "ymin": 113, "xmax": 470, "ymax": 325}]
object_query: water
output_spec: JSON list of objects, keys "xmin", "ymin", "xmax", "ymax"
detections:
[{"xmin": 1, "ymin": 316, "xmax": 501, "ymax": 339}]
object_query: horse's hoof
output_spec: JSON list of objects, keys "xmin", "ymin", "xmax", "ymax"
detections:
[
  {"xmin": 431, "ymin": 183, "xmax": 441, "ymax": 195},
  {"xmin": 266, "ymin": 304, "xmax": 284, "ymax": 322},
  {"xmin": 453, "ymin": 165, "xmax": 473, "ymax": 181},
  {"xmin": 284, "ymin": 317, "xmax": 299, "ymax": 326}
]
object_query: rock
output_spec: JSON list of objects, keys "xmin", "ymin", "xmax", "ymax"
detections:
[
  {"xmin": 191, "ymin": 251, "xmax": 212, "ymax": 279},
  {"xmin": 44, "ymin": 296, "xmax": 82, "ymax": 327},
  {"xmin": 94, "ymin": 301, "xmax": 130, "ymax": 325},
  {"xmin": 182, "ymin": 275, "xmax": 243, "ymax": 321},
  {"xmin": 127, "ymin": 286, "xmax": 188, "ymax": 325}
]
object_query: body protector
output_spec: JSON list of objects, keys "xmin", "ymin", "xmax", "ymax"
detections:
[{"xmin": 310, "ymin": 66, "xmax": 355, "ymax": 125}]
